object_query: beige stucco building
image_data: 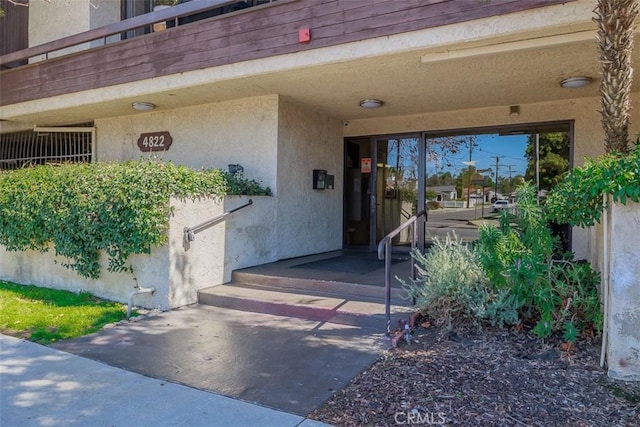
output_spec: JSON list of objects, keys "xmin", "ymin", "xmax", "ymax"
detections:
[{"xmin": 1, "ymin": 0, "xmax": 639, "ymax": 379}]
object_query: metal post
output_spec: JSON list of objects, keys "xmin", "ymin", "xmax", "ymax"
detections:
[
  {"xmin": 482, "ymin": 181, "xmax": 485, "ymax": 218},
  {"xmin": 411, "ymin": 222, "xmax": 417, "ymax": 281},
  {"xmin": 385, "ymin": 242, "xmax": 392, "ymax": 336},
  {"xmin": 418, "ymin": 133, "xmax": 426, "ymax": 253}
]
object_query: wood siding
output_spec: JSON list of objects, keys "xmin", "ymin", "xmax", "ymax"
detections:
[{"xmin": 0, "ymin": 0, "xmax": 573, "ymax": 106}]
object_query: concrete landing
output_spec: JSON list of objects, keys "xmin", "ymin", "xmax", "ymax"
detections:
[
  {"xmin": 198, "ymin": 283, "xmax": 413, "ymax": 329},
  {"xmin": 230, "ymin": 250, "xmax": 412, "ymax": 303},
  {"xmin": 229, "ymin": 271, "xmax": 409, "ymax": 302}
]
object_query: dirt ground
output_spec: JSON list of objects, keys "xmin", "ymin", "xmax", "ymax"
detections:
[{"xmin": 309, "ymin": 325, "xmax": 640, "ymax": 427}]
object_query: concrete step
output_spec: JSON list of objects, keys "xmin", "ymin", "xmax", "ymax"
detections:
[
  {"xmin": 230, "ymin": 269, "xmax": 409, "ymax": 304},
  {"xmin": 198, "ymin": 283, "xmax": 414, "ymax": 330}
]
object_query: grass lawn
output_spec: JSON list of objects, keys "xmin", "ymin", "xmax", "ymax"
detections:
[{"xmin": 0, "ymin": 281, "xmax": 128, "ymax": 344}]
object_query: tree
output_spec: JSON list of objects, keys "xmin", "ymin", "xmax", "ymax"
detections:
[
  {"xmin": 594, "ymin": 0, "xmax": 638, "ymax": 153},
  {"xmin": 524, "ymin": 133, "xmax": 570, "ymax": 191},
  {"xmin": 426, "ymin": 171, "xmax": 455, "ymax": 187},
  {"xmin": 425, "ymin": 190, "xmax": 437, "ymax": 200},
  {"xmin": 455, "ymin": 166, "xmax": 477, "ymax": 200}
]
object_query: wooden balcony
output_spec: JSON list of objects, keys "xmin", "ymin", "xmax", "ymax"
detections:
[{"xmin": 0, "ymin": 0, "xmax": 570, "ymax": 108}]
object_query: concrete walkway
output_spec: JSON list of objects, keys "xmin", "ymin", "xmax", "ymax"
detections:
[
  {"xmin": 1, "ymin": 303, "xmax": 391, "ymax": 426},
  {"xmin": 0, "ymin": 333, "xmax": 331, "ymax": 427}
]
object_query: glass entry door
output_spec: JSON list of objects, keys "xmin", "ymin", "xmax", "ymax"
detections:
[
  {"xmin": 345, "ymin": 123, "xmax": 572, "ymax": 252},
  {"xmin": 374, "ymin": 136, "xmax": 423, "ymax": 248}
]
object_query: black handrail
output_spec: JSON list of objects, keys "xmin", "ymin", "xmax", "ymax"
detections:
[
  {"xmin": 183, "ymin": 199, "xmax": 253, "ymax": 242},
  {"xmin": 377, "ymin": 209, "xmax": 427, "ymax": 336}
]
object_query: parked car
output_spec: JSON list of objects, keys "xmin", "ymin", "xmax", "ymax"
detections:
[{"xmin": 492, "ymin": 199, "xmax": 513, "ymax": 213}]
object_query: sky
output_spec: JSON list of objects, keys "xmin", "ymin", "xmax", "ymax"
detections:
[{"xmin": 425, "ymin": 133, "xmax": 529, "ymax": 180}]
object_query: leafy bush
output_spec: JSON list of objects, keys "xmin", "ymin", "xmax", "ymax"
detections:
[
  {"xmin": 402, "ymin": 233, "xmax": 519, "ymax": 331},
  {"xmin": 549, "ymin": 257, "xmax": 603, "ymax": 340},
  {"xmin": 0, "ymin": 161, "xmax": 271, "ymax": 279},
  {"xmin": 426, "ymin": 201, "xmax": 441, "ymax": 210},
  {"xmin": 475, "ymin": 183, "xmax": 602, "ymax": 340},
  {"xmin": 404, "ymin": 183, "xmax": 602, "ymax": 341},
  {"xmin": 477, "ymin": 183, "xmax": 556, "ymax": 307},
  {"xmin": 545, "ymin": 142, "xmax": 640, "ymax": 227}
]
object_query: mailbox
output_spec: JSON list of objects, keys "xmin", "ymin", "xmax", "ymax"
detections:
[{"xmin": 313, "ymin": 169, "xmax": 327, "ymax": 189}]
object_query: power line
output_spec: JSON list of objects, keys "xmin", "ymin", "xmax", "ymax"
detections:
[{"xmin": 476, "ymin": 147, "xmax": 527, "ymax": 163}]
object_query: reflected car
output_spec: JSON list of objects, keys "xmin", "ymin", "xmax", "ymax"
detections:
[{"xmin": 492, "ymin": 199, "xmax": 513, "ymax": 213}]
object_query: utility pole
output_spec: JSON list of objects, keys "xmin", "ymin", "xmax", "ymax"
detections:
[
  {"xmin": 491, "ymin": 156, "xmax": 502, "ymax": 201},
  {"xmin": 505, "ymin": 164, "xmax": 515, "ymax": 194},
  {"xmin": 477, "ymin": 168, "xmax": 492, "ymax": 218}
]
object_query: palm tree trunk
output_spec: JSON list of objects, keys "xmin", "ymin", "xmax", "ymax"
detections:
[{"xmin": 594, "ymin": 0, "xmax": 638, "ymax": 154}]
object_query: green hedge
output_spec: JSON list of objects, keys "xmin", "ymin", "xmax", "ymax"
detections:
[{"xmin": 0, "ymin": 161, "xmax": 270, "ymax": 279}]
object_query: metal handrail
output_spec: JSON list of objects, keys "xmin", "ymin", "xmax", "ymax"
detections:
[
  {"xmin": 183, "ymin": 199, "xmax": 253, "ymax": 242},
  {"xmin": 377, "ymin": 209, "xmax": 427, "ymax": 336}
]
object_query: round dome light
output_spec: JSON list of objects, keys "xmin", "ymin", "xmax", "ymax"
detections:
[
  {"xmin": 560, "ymin": 77, "xmax": 592, "ymax": 88},
  {"xmin": 359, "ymin": 99, "xmax": 384, "ymax": 108}
]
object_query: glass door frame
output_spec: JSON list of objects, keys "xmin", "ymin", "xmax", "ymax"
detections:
[{"xmin": 368, "ymin": 132, "xmax": 426, "ymax": 252}]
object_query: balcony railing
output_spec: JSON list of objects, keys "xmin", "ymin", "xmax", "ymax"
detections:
[
  {"xmin": 0, "ymin": 0, "xmax": 573, "ymax": 108},
  {"xmin": 0, "ymin": 0, "xmax": 280, "ymax": 69}
]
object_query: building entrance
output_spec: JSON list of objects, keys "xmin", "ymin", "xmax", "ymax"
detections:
[
  {"xmin": 344, "ymin": 122, "xmax": 572, "ymax": 252},
  {"xmin": 344, "ymin": 133, "xmax": 423, "ymax": 251}
]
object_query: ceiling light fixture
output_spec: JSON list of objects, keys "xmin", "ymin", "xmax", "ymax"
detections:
[
  {"xmin": 131, "ymin": 102, "xmax": 156, "ymax": 111},
  {"xmin": 560, "ymin": 76, "xmax": 592, "ymax": 88},
  {"xmin": 359, "ymin": 99, "xmax": 384, "ymax": 109}
]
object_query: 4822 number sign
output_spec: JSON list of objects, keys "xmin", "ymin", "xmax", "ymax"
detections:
[{"xmin": 137, "ymin": 131, "xmax": 173, "ymax": 152}]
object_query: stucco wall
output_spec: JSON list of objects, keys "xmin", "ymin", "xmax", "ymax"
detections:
[
  {"xmin": 0, "ymin": 243, "xmax": 171, "ymax": 310},
  {"xmin": 28, "ymin": 0, "xmax": 120, "ymax": 61},
  {"xmin": 276, "ymin": 97, "xmax": 344, "ymax": 258},
  {"xmin": 0, "ymin": 195, "xmax": 277, "ymax": 309},
  {"xmin": 95, "ymin": 95, "xmax": 279, "ymax": 192},
  {"xmin": 606, "ymin": 201, "xmax": 640, "ymax": 380},
  {"xmin": 169, "ymin": 195, "xmax": 277, "ymax": 306},
  {"xmin": 90, "ymin": 0, "xmax": 121, "ymax": 47},
  {"xmin": 29, "ymin": 1, "xmax": 89, "ymax": 47},
  {"xmin": 95, "ymin": 93, "xmax": 344, "ymax": 263},
  {"xmin": 0, "ymin": 94, "xmax": 344, "ymax": 306}
]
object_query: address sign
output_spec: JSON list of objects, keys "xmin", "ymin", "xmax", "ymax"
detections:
[{"xmin": 137, "ymin": 131, "xmax": 173, "ymax": 152}]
